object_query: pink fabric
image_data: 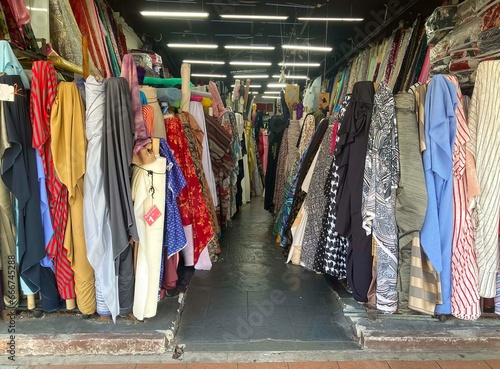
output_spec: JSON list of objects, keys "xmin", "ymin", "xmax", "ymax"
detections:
[
  {"xmin": 208, "ymin": 81, "xmax": 227, "ymax": 119},
  {"xmin": 418, "ymin": 46, "xmax": 432, "ymax": 83},
  {"xmin": 7, "ymin": 0, "xmax": 30, "ymax": 29},
  {"xmin": 120, "ymin": 54, "xmax": 151, "ymax": 152},
  {"xmin": 190, "ymin": 95, "xmax": 203, "ymax": 102},
  {"xmin": 330, "ymin": 121, "xmax": 340, "ymax": 155},
  {"xmin": 161, "ymin": 253, "xmax": 179, "ymax": 290}
]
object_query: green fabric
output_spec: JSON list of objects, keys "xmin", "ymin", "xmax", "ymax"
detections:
[{"xmin": 143, "ymin": 76, "xmax": 194, "ymax": 88}]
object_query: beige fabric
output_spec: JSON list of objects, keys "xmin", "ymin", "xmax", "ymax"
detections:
[{"xmin": 132, "ymin": 157, "xmax": 166, "ymax": 320}]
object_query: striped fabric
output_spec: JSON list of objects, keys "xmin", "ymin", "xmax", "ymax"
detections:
[
  {"xmin": 468, "ymin": 61, "xmax": 500, "ymax": 298},
  {"xmin": 445, "ymin": 75, "xmax": 481, "ymax": 320},
  {"xmin": 30, "ymin": 61, "xmax": 75, "ymax": 300},
  {"xmin": 142, "ymin": 104, "xmax": 155, "ymax": 137},
  {"xmin": 408, "ymin": 238, "xmax": 442, "ymax": 315}
]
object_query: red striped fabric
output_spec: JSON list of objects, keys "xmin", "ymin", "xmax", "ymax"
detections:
[
  {"xmin": 30, "ymin": 61, "xmax": 75, "ymax": 300},
  {"xmin": 446, "ymin": 75, "xmax": 481, "ymax": 320}
]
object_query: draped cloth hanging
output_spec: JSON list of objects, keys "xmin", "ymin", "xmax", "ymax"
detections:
[
  {"xmin": 51, "ymin": 82, "xmax": 96, "ymax": 315},
  {"xmin": 0, "ymin": 40, "xmax": 30, "ymax": 89},
  {"xmin": 420, "ymin": 75, "xmax": 458, "ymax": 315},
  {"xmin": 83, "ymin": 76, "xmax": 118, "ymax": 320},
  {"xmin": 132, "ymin": 157, "xmax": 167, "ymax": 321},
  {"xmin": 30, "ymin": 61, "xmax": 75, "ymax": 302},
  {"xmin": 335, "ymin": 82, "xmax": 375, "ymax": 303},
  {"xmin": 468, "ymin": 60, "xmax": 500, "ymax": 298},
  {"xmin": 120, "ymin": 54, "xmax": 151, "ymax": 152},
  {"xmin": 165, "ymin": 116, "xmax": 216, "ymax": 265},
  {"xmin": 102, "ymin": 77, "xmax": 138, "ymax": 316},
  {"xmin": 1, "ymin": 74, "xmax": 60, "ymax": 312}
]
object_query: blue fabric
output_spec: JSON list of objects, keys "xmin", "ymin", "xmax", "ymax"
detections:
[
  {"xmin": 35, "ymin": 151, "xmax": 54, "ymax": 271},
  {"xmin": 0, "ymin": 40, "xmax": 30, "ymax": 89},
  {"xmin": 140, "ymin": 91, "xmax": 148, "ymax": 105},
  {"xmin": 420, "ymin": 75, "xmax": 458, "ymax": 315},
  {"xmin": 159, "ymin": 138, "xmax": 187, "ymax": 258}
]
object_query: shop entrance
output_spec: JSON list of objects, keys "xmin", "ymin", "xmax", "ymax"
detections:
[{"xmin": 175, "ymin": 197, "xmax": 358, "ymax": 351}]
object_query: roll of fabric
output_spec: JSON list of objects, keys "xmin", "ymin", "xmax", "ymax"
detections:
[
  {"xmin": 208, "ymin": 81, "xmax": 227, "ymax": 119},
  {"xmin": 0, "ymin": 40, "xmax": 30, "ymax": 89},
  {"xmin": 51, "ymin": 82, "xmax": 96, "ymax": 315},
  {"xmin": 444, "ymin": 75, "xmax": 481, "ymax": 320},
  {"xmin": 361, "ymin": 83, "xmax": 399, "ymax": 313},
  {"xmin": 1, "ymin": 74, "xmax": 60, "ymax": 312},
  {"xmin": 468, "ymin": 60, "xmax": 500, "ymax": 298},
  {"xmin": 121, "ymin": 54, "xmax": 151, "ymax": 152},
  {"xmin": 30, "ymin": 61, "xmax": 75, "ymax": 302},
  {"xmin": 420, "ymin": 75, "xmax": 458, "ymax": 315},
  {"xmin": 140, "ymin": 86, "xmax": 166, "ymax": 139},
  {"xmin": 335, "ymin": 82, "xmax": 375, "ymax": 303},
  {"xmin": 102, "ymin": 77, "xmax": 138, "ymax": 315},
  {"xmin": 181, "ymin": 63, "xmax": 191, "ymax": 113},
  {"xmin": 132, "ymin": 157, "xmax": 167, "ymax": 320},
  {"xmin": 394, "ymin": 92, "xmax": 427, "ymax": 310},
  {"xmin": 0, "ymin": 92, "xmax": 18, "ymax": 308},
  {"xmin": 83, "ymin": 76, "xmax": 118, "ymax": 320}
]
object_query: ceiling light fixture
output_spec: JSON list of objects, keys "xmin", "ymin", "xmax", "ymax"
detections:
[
  {"xmin": 272, "ymin": 75, "xmax": 308, "ymax": 79},
  {"xmin": 282, "ymin": 45, "xmax": 333, "ymax": 52},
  {"xmin": 230, "ymin": 61, "xmax": 272, "ymax": 66},
  {"xmin": 140, "ymin": 11, "xmax": 209, "ymax": 18},
  {"xmin": 261, "ymin": 96, "xmax": 279, "ymax": 99},
  {"xmin": 221, "ymin": 14, "xmax": 288, "ymax": 20},
  {"xmin": 264, "ymin": 91, "xmax": 281, "ymax": 94},
  {"xmin": 297, "ymin": 17, "xmax": 364, "ymax": 22},
  {"xmin": 278, "ymin": 62, "xmax": 321, "ymax": 67},
  {"xmin": 267, "ymin": 83, "xmax": 286, "ymax": 88},
  {"xmin": 183, "ymin": 60, "xmax": 225, "ymax": 65},
  {"xmin": 192, "ymin": 73, "xmax": 227, "ymax": 78},
  {"xmin": 168, "ymin": 43, "xmax": 218, "ymax": 49},
  {"xmin": 233, "ymin": 74, "xmax": 269, "ymax": 79},
  {"xmin": 225, "ymin": 45, "xmax": 275, "ymax": 50}
]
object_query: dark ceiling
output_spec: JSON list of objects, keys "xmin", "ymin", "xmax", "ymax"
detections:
[{"xmin": 109, "ymin": 0, "xmax": 442, "ymax": 93}]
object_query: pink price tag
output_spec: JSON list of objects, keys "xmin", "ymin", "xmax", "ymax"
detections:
[{"xmin": 144, "ymin": 205, "xmax": 162, "ymax": 226}]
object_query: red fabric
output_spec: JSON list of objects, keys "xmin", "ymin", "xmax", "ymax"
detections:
[
  {"xmin": 69, "ymin": 0, "xmax": 105, "ymax": 76},
  {"xmin": 30, "ymin": 61, "xmax": 75, "ymax": 299},
  {"xmin": 6, "ymin": 0, "xmax": 30, "ymax": 29},
  {"xmin": 165, "ymin": 116, "xmax": 215, "ymax": 264}
]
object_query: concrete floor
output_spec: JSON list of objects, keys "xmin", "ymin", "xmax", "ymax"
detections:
[{"xmin": 174, "ymin": 197, "xmax": 358, "ymax": 352}]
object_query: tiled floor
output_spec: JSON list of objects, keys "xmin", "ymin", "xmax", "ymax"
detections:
[
  {"xmin": 174, "ymin": 197, "xmax": 357, "ymax": 351},
  {"xmin": 24, "ymin": 360, "xmax": 500, "ymax": 369}
]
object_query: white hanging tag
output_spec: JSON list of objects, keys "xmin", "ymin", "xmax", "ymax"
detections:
[{"xmin": 0, "ymin": 84, "xmax": 14, "ymax": 102}]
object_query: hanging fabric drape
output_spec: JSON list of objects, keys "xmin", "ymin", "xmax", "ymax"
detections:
[{"xmin": 51, "ymin": 81, "xmax": 96, "ymax": 315}]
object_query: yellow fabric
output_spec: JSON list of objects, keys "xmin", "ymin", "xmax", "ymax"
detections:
[{"xmin": 51, "ymin": 82, "xmax": 96, "ymax": 314}]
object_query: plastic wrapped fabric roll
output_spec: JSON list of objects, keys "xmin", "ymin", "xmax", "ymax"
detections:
[{"xmin": 181, "ymin": 63, "xmax": 191, "ymax": 113}]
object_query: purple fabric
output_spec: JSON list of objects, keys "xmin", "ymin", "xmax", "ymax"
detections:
[
  {"xmin": 137, "ymin": 66, "xmax": 146, "ymax": 85},
  {"xmin": 120, "ymin": 54, "xmax": 151, "ymax": 152}
]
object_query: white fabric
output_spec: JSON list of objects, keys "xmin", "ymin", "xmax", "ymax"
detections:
[
  {"xmin": 132, "ymin": 157, "xmax": 167, "ymax": 320},
  {"xmin": 182, "ymin": 225, "xmax": 195, "ymax": 266},
  {"xmin": 195, "ymin": 244, "xmax": 212, "ymax": 270},
  {"xmin": 190, "ymin": 101, "xmax": 218, "ymax": 207},
  {"xmin": 83, "ymin": 76, "xmax": 118, "ymax": 320}
]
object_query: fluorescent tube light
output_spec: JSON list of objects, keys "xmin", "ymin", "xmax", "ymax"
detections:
[
  {"xmin": 192, "ymin": 73, "xmax": 227, "ymax": 78},
  {"xmin": 183, "ymin": 60, "xmax": 225, "ymax": 65},
  {"xmin": 168, "ymin": 43, "xmax": 218, "ymax": 49},
  {"xmin": 272, "ymin": 75, "xmax": 308, "ymax": 79},
  {"xmin": 261, "ymin": 96, "xmax": 279, "ymax": 99},
  {"xmin": 233, "ymin": 74, "xmax": 269, "ymax": 79},
  {"xmin": 267, "ymin": 83, "xmax": 286, "ymax": 88},
  {"xmin": 231, "ymin": 85, "xmax": 262, "ymax": 88},
  {"xmin": 264, "ymin": 91, "xmax": 281, "ymax": 94},
  {"xmin": 282, "ymin": 45, "xmax": 332, "ymax": 52},
  {"xmin": 230, "ymin": 61, "xmax": 272, "ymax": 66},
  {"xmin": 141, "ymin": 11, "xmax": 209, "ymax": 18},
  {"xmin": 298, "ymin": 17, "xmax": 364, "ymax": 22},
  {"xmin": 278, "ymin": 62, "xmax": 321, "ymax": 67},
  {"xmin": 225, "ymin": 45, "xmax": 275, "ymax": 50},
  {"xmin": 221, "ymin": 14, "xmax": 288, "ymax": 20}
]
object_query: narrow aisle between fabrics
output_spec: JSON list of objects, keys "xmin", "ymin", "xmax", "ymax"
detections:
[{"xmin": 175, "ymin": 197, "xmax": 358, "ymax": 351}]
